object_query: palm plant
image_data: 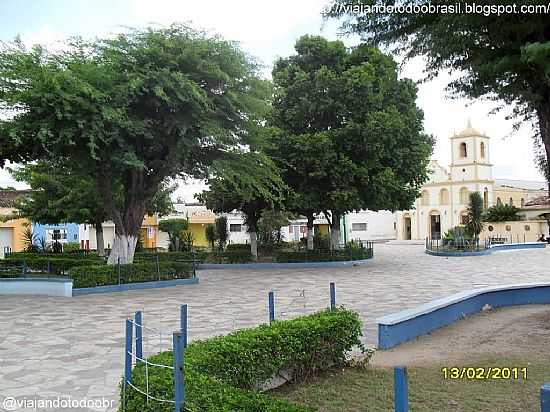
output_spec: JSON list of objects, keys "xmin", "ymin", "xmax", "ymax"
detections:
[
  {"xmin": 466, "ymin": 192, "xmax": 485, "ymax": 243},
  {"xmin": 21, "ymin": 224, "xmax": 39, "ymax": 252}
]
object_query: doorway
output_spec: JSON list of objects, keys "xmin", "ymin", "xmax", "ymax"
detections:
[
  {"xmin": 403, "ymin": 217, "xmax": 411, "ymax": 240},
  {"xmin": 430, "ymin": 213, "xmax": 441, "ymax": 240}
]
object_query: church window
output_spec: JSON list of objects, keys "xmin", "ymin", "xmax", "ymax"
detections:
[
  {"xmin": 459, "ymin": 142, "xmax": 467, "ymax": 158},
  {"xmin": 483, "ymin": 188, "xmax": 489, "ymax": 210},
  {"xmin": 459, "ymin": 187, "xmax": 469, "ymax": 204},
  {"xmin": 480, "ymin": 142, "xmax": 485, "ymax": 158},
  {"xmin": 421, "ymin": 190, "xmax": 430, "ymax": 206},
  {"xmin": 439, "ymin": 189, "xmax": 449, "ymax": 205},
  {"xmin": 505, "ymin": 225, "xmax": 511, "ymax": 231},
  {"xmin": 509, "ymin": 197, "xmax": 513, "ymax": 206},
  {"xmin": 488, "ymin": 225, "xmax": 494, "ymax": 232},
  {"xmin": 496, "ymin": 197, "xmax": 502, "ymax": 206},
  {"xmin": 525, "ymin": 225, "xmax": 530, "ymax": 231},
  {"xmin": 521, "ymin": 198, "xmax": 525, "ymax": 207}
]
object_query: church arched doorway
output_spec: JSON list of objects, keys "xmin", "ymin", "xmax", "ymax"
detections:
[
  {"xmin": 403, "ymin": 214, "xmax": 412, "ymax": 240},
  {"xmin": 429, "ymin": 210, "xmax": 441, "ymax": 240}
]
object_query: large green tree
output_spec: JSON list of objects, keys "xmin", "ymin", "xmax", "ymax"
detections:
[
  {"xmin": 269, "ymin": 35, "xmax": 433, "ymax": 247},
  {"xmin": 10, "ymin": 161, "xmax": 175, "ymax": 256},
  {"xmin": 0, "ymin": 25, "xmax": 269, "ymax": 263},
  {"xmin": 328, "ymin": 0, "xmax": 550, "ymax": 192},
  {"xmin": 198, "ymin": 154, "xmax": 288, "ymax": 259}
]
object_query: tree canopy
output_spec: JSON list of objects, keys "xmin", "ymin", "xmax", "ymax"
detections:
[
  {"xmin": 328, "ymin": 1, "xmax": 550, "ymax": 191},
  {"xmin": 268, "ymin": 35, "xmax": 433, "ymax": 246},
  {"xmin": 198, "ymin": 153, "xmax": 288, "ymax": 258},
  {"xmin": 0, "ymin": 25, "xmax": 270, "ymax": 263},
  {"xmin": 10, "ymin": 161, "xmax": 174, "ymax": 255}
]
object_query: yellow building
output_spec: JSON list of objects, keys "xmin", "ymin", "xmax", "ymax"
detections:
[
  {"xmin": 0, "ymin": 190, "xmax": 32, "ymax": 257},
  {"xmin": 140, "ymin": 214, "xmax": 160, "ymax": 249}
]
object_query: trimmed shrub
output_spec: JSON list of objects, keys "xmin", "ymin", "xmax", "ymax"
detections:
[
  {"xmin": 205, "ymin": 249, "xmax": 253, "ymax": 263},
  {"xmin": 226, "ymin": 243, "xmax": 251, "ymax": 251},
  {"xmin": 69, "ymin": 262, "xmax": 193, "ymax": 288},
  {"xmin": 133, "ymin": 250, "xmax": 208, "ymax": 262},
  {"xmin": 274, "ymin": 248, "xmax": 373, "ymax": 263},
  {"xmin": 120, "ymin": 308, "xmax": 363, "ymax": 412},
  {"xmin": 2, "ymin": 255, "xmax": 103, "ymax": 275}
]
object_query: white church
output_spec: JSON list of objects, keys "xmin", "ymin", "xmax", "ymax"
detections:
[{"xmin": 394, "ymin": 121, "xmax": 547, "ymax": 240}]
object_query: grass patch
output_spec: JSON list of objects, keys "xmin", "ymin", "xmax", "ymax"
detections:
[{"xmin": 273, "ymin": 356, "xmax": 548, "ymax": 411}]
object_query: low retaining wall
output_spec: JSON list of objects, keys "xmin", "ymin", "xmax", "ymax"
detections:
[
  {"xmin": 0, "ymin": 277, "xmax": 73, "ymax": 297},
  {"xmin": 199, "ymin": 258, "xmax": 373, "ymax": 270},
  {"xmin": 0, "ymin": 276, "xmax": 199, "ymax": 297},
  {"xmin": 72, "ymin": 277, "xmax": 199, "ymax": 296},
  {"xmin": 425, "ymin": 242, "xmax": 546, "ymax": 257},
  {"xmin": 377, "ymin": 282, "xmax": 550, "ymax": 349}
]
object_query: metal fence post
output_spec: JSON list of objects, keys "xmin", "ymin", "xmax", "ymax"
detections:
[
  {"xmin": 118, "ymin": 257, "xmax": 122, "ymax": 285},
  {"xmin": 173, "ymin": 332, "xmax": 185, "ymax": 412},
  {"xmin": 180, "ymin": 304, "xmax": 188, "ymax": 348},
  {"xmin": 330, "ymin": 282, "xmax": 336, "ymax": 310},
  {"xmin": 268, "ymin": 291, "xmax": 275, "ymax": 323},
  {"xmin": 135, "ymin": 311, "xmax": 143, "ymax": 363},
  {"xmin": 394, "ymin": 366, "xmax": 409, "ymax": 412},
  {"xmin": 124, "ymin": 319, "xmax": 133, "ymax": 388},
  {"xmin": 156, "ymin": 254, "xmax": 161, "ymax": 281},
  {"xmin": 542, "ymin": 383, "xmax": 550, "ymax": 412}
]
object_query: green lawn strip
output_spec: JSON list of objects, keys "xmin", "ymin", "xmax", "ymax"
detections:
[{"xmin": 273, "ymin": 356, "xmax": 548, "ymax": 412}]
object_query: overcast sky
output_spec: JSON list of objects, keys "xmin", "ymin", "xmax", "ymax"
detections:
[{"xmin": 0, "ymin": 0, "xmax": 544, "ymax": 200}]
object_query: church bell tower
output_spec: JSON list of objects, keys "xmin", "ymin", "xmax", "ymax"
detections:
[{"xmin": 450, "ymin": 119, "xmax": 492, "ymax": 182}]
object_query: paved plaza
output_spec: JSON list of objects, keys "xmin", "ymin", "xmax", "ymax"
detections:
[{"xmin": 0, "ymin": 243, "xmax": 549, "ymax": 411}]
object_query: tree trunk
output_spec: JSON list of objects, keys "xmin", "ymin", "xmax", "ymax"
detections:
[
  {"xmin": 106, "ymin": 205, "xmax": 147, "ymax": 265},
  {"xmin": 306, "ymin": 214, "xmax": 314, "ymax": 250},
  {"xmin": 537, "ymin": 102, "xmax": 550, "ymax": 196},
  {"xmin": 107, "ymin": 235, "xmax": 138, "ymax": 265},
  {"xmin": 249, "ymin": 231, "xmax": 258, "ymax": 260},
  {"xmin": 95, "ymin": 223, "xmax": 105, "ymax": 257},
  {"xmin": 330, "ymin": 213, "xmax": 341, "ymax": 250}
]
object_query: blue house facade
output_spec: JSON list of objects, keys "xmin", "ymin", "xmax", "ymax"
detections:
[{"xmin": 32, "ymin": 223, "xmax": 80, "ymax": 246}]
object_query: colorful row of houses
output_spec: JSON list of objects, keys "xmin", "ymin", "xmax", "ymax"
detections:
[{"xmin": 0, "ymin": 189, "xmax": 397, "ymax": 257}]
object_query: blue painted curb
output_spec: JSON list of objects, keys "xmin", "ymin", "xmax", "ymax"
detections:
[
  {"xmin": 377, "ymin": 282, "xmax": 550, "ymax": 349},
  {"xmin": 72, "ymin": 277, "xmax": 199, "ymax": 296},
  {"xmin": 425, "ymin": 248, "xmax": 491, "ymax": 257},
  {"xmin": 425, "ymin": 242, "xmax": 546, "ymax": 257},
  {"xmin": 198, "ymin": 258, "xmax": 373, "ymax": 270}
]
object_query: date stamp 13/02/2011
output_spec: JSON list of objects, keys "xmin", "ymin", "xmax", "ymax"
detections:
[{"xmin": 441, "ymin": 367, "xmax": 528, "ymax": 380}]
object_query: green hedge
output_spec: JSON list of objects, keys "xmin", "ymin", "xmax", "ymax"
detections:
[
  {"xmin": 226, "ymin": 243, "xmax": 251, "ymax": 251},
  {"xmin": 134, "ymin": 250, "xmax": 208, "ymax": 262},
  {"xmin": 5, "ymin": 251, "xmax": 101, "ymax": 260},
  {"xmin": 69, "ymin": 262, "xmax": 193, "ymax": 288},
  {"xmin": 205, "ymin": 249, "xmax": 253, "ymax": 263},
  {"xmin": 274, "ymin": 248, "xmax": 373, "ymax": 263},
  {"xmin": 1, "ymin": 255, "xmax": 103, "ymax": 274},
  {"xmin": 121, "ymin": 308, "xmax": 363, "ymax": 412}
]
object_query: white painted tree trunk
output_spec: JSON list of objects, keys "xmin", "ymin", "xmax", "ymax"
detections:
[
  {"xmin": 250, "ymin": 231, "xmax": 258, "ymax": 260},
  {"xmin": 107, "ymin": 234, "xmax": 138, "ymax": 265},
  {"xmin": 95, "ymin": 224, "xmax": 105, "ymax": 257}
]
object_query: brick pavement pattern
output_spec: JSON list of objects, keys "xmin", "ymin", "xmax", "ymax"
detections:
[{"xmin": 0, "ymin": 243, "xmax": 548, "ymax": 411}]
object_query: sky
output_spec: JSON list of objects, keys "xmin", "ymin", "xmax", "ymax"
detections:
[{"xmin": 0, "ymin": 0, "xmax": 545, "ymax": 201}]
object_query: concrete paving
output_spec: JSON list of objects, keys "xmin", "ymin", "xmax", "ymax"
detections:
[{"xmin": 0, "ymin": 243, "xmax": 549, "ymax": 411}]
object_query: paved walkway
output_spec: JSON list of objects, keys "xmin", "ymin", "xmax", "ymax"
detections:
[{"xmin": 0, "ymin": 243, "xmax": 549, "ymax": 411}]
